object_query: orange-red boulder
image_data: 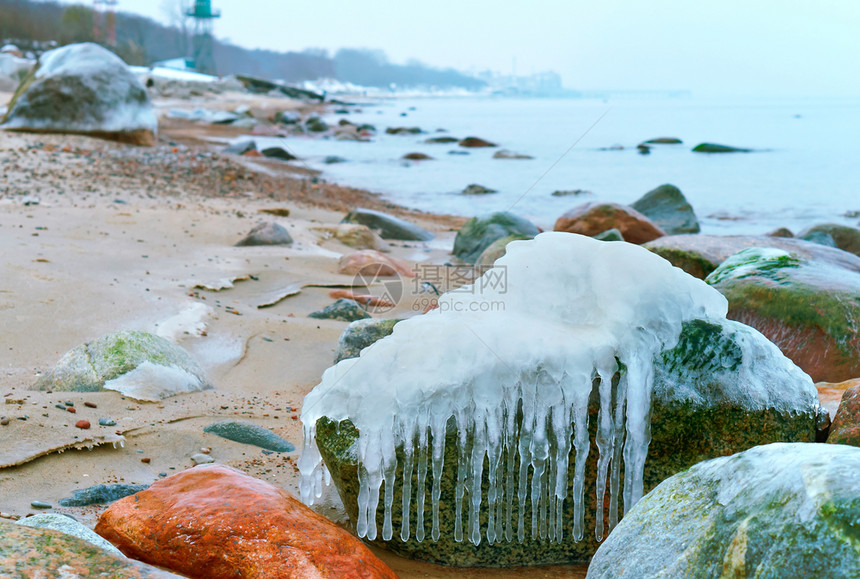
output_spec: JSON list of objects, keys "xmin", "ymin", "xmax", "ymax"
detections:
[
  {"xmin": 338, "ymin": 250, "xmax": 415, "ymax": 277},
  {"xmin": 95, "ymin": 464, "xmax": 398, "ymax": 579},
  {"xmin": 554, "ymin": 202, "xmax": 666, "ymax": 244}
]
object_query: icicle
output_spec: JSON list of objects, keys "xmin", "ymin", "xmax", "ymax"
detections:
[
  {"xmin": 414, "ymin": 419, "xmax": 429, "ymax": 542},
  {"xmin": 594, "ymin": 356, "xmax": 619, "ymax": 542},
  {"xmin": 430, "ymin": 412, "xmax": 447, "ymax": 542}
]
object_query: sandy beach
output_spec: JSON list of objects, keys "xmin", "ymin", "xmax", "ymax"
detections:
[{"xmin": 0, "ymin": 88, "xmax": 591, "ymax": 577}]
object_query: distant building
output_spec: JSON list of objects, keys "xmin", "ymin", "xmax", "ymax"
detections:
[{"xmin": 476, "ymin": 70, "xmax": 567, "ymax": 97}]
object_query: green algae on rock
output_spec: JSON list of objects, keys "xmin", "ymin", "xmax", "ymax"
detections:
[
  {"xmin": 705, "ymin": 247, "xmax": 860, "ymax": 383},
  {"xmin": 586, "ymin": 443, "xmax": 860, "ymax": 578},
  {"xmin": 452, "ymin": 212, "xmax": 539, "ymax": 264},
  {"xmin": 34, "ymin": 330, "xmax": 212, "ymax": 401}
]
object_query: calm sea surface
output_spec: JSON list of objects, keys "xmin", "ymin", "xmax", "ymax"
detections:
[{"xmin": 257, "ymin": 96, "xmax": 860, "ymax": 235}]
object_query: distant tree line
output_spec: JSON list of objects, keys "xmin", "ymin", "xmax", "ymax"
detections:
[{"xmin": 0, "ymin": 0, "xmax": 485, "ymax": 89}]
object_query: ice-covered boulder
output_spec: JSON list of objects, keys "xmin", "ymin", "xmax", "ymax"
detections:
[
  {"xmin": 0, "ymin": 53, "xmax": 34, "ymax": 92},
  {"xmin": 35, "ymin": 330, "xmax": 212, "ymax": 401},
  {"xmin": 587, "ymin": 443, "xmax": 860, "ymax": 578},
  {"xmin": 706, "ymin": 247, "xmax": 860, "ymax": 383},
  {"xmin": 334, "ymin": 318, "xmax": 402, "ymax": 363},
  {"xmin": 2, "ymin": 43, "xmax": 157, "ymax": 145},
  {"xmin": 300, "ymin": 233, "xmax": 821, "ymax": 566}
]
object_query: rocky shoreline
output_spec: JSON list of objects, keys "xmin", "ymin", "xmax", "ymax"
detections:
[{"xmin": 1, "ymin": 43, "xmax": 860, "ymax": 578}]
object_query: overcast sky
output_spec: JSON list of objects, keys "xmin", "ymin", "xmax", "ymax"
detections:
[{"xmin": 58, "ymin": 0, "xmax": 860, "ymax": 96}]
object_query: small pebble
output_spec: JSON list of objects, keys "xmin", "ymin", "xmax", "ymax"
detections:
[
  {"xmin": 30, "ymin": 501, "xmax": 51, "ymax": 509},
  {"xmin": 84, "ymin": 402, "xmax": 97, "ymax": 408},
  {"xmin": 190, "ymin": 453, "xmax": 215, "ymax": 465},
  {"xmin": 0, "ymin": 418, "xmax": 9, "ymax": 426},
  {"xmin": 141, "ymin": 457, "xmax": 151, "ymax": 464},
  {"xmin": 64, "ymin": 401, "xmax": 73, "ymax": 407},
  {"xmin": 98, "ymin": 418, "xmax": 116, "ymax": 426},
  {"xmin": 66, "ymin": 407, "xmax": 76, "ymax": 414},
  {"xmin": 159, "ymin": 472, "xmax": 167, "ymax": 477},
  {"xmin": 54, "ymin": 404, "xmax": 66, "ymax": 410},
  {"xmin": 75, "ymin": 420, "xmax": 91, "ymax": 429}
]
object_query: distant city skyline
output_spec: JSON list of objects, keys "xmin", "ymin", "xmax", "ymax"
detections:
[{"xmin": 55, "ymin": 0, "xmax": 860, "ymax": 96}]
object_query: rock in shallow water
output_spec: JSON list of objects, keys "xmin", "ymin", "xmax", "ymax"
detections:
[
  {"xmin": 630, "ymin": 183, "xmax": 700, "ymax": 235},
  {"xmin": 586, "ymin": 443, "xmax": 860, "ymax": 578},
  {"xmin": 95, "ymin": 464, "xmax": 397, "ymax": 579},
  {"xmin": 2, "ymin": 43, "xmax": 156, "ymax": 145},
  {"xmin": 554, "ymin": 202, "xmax": 665, "ymax": 244}
]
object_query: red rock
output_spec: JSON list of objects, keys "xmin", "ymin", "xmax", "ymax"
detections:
[
  {"xmin": 338, "ymin": 250, "xmax": 416, "ymax": 277},
  {"xmin": 75, "ymin": 420, "xmax": 90, "ymax": 429},
  {"xmin": 95, "ymin": 464, "xmax": 398, "ymax": 579},
  {"xmin": 554, "ymin": 202, "xmax": 666, "ymax": 244},
  {"xmin": 66, "ymin": 406, "xmax": 76, "ymax": 413},
  {"xmin": 827, "ymin": 380, "xmax": 860, "ymax": 446}
]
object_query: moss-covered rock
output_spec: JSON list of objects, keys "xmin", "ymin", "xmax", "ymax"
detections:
[
  {"xmin": 587, "ymin": 443, "xmax": 860, "ymax": 578},
  {"xmin": 798, "ymin": 223, "xmax": 860, "ymax": 257},
  {"xmin": 644, "ymin": 234, "xmax": 860, "ymax": 279},
  {"xmin": 453, "ymin": 212, "xmax": 539, "ymax": 264},
  {"xmin": 474, "ymin": 234, "xmax": 532, "ymax": 267},
  {"xmin": 630, "ymin": 184, "xmax": 700, "ymax": 235},
  {"xmin": 705, "ymin": 247, "xmax": 860, "ymax": 383},
  {"xmin": 334, "ymin": 318, "xmax": 402, "ymax": 363},
  {"xmin": 309, "ymin": 299, "xmax": 371, "ymax": 323},
  {"xmin": 16, "ymin": 513, "xmax": 123, "ymax": 556},
  {"xmin": 34, "ymin": 330, "xmax": 211, "ymax": 400},
  {"xmin": 314, "ymin": 318, "xmax": 820, "ymax": 567}
]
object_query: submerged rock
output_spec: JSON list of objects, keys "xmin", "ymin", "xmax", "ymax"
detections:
[
  {"xmin": 204, "ymin": 420, "xmax": 294, "ymax": 452},
  {"xmin": 587, "ymin": 443, "xmax": 860, "ymax": 578},
  {"xmin": 706, "ymin": 247, "xmax": 860, "ymax": 382},
  {"xmin": 644, "ymin": 234, "xmax": 860, "ymax": 279},
  {"xmin": 35, "ymin": 330, "xmax": 211, "ymax": 401},
  {"xmin": 309, "ymin": 299, "xmax": 371, "ymax": 323},
  {"xmin": 302, "ymin": 233, "xmax": 820, "ymax": 567},
  {"xmin": 554, "ymin": 202, "xmax": 665, "ymax": 244},
  {"xmin": 334, "ymin": 318, "xmax": 402, "ymax": 363},
  {"xmin": 260, "ymin": 146, "xmax": 298, "ymax": 161},
  {"xmin": 641, "ymin": 137, "xmax": 682, "ymax": 144},
  {"xmin": 492, "ymin": 149, "xmax": 533, "ymax": 159},
  {"xmin": 424, "ymin": 136, "xmax": 459, "ymax": 144},
  {"xmin": 692, "ymin": 142, "xmax": 753, "ymax": 153},
  {"xmin": 798, "ymin": 223, "xmax": 860, "ymax": 257},
  {"xmin": 461, "ymin": 184, "xmax": 497, "ymax": 196},
  {"xmin": 402, "ymin": 152, "xmax": 433, "ymax": 161},
  {"xmin": 1, "ymin": 521, "xmax": 178, "ymax": 577},
  {"xmin": 630, "ymin": 184, "xmax": 700, "ymax": 234},
  {"xmin": 458, "ymin": 136, "xmax": 497, "ymax": 148},
  {"xmin": 2, "ymin": 43, "xmax": 156, "ymax": 145},
  {"xmin": 17, "ymin": 513, "xmax": 123, "ymax": 556},
  {"xmin": 386, "ymin": 126, "xmax": 422, "ymax": 135},
  {"xmin": 235, "ymin": 221, "xmax": 293, "ymax": 246},
  {"xmin": 95, "ymin": 465, "xmax": 398, "ymax": 579},
  {"xmin": 59, "ymin": 483, "xmax": 149, "ymax": 507},
  {"xmin": 342, "ymin": 208, "xmax": 434, "ymax": 241},
  {"xmin": 452, "ymin": 212, "xmax": 540, "ymax": 264}
]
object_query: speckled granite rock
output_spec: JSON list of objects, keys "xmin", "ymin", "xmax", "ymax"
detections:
[
  {"xmin": 17, "ymin": 513, "xmax": 123, "ymax": 556},
  {"xmin": 0, "ymin": 520, "xmax": 178, "ymax": 577},
  {"xmin": 235, "ymin": 221, "xmax": 293, "ymax": 246},
  {"xmin": 314, "ymin": 318, "xmax": 821, "ymax": 567},
  {"xmin": 309, "ymin": 299, "xmax": 371, "ymax": 323},
  {"xmin": 586, "ymin": 443, "xmax": 860, "ymax": 578},
  {"xmin": 203, "ymin": 420, "xmax": 294, "ymax": 452}
]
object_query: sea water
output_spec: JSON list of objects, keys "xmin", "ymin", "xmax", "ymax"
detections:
[{"xmin": 255, "ymin": 95, "xmax": 860, "ymax": 235}]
